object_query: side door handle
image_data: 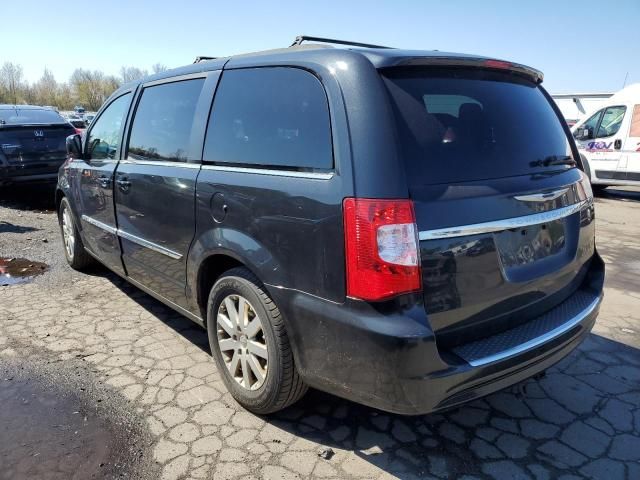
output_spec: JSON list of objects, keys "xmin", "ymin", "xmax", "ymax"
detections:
[
  {"xmin": 116, "ymin": 177, "xmax": 131, "ymax": 191},
  {"xmin": 98, "ymin": 175, "xmax": 111, "ymax": 188}
]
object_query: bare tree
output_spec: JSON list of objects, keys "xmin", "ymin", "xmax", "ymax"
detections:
[
  {"xmin": 0, "ymin": 62, "xmax": 25, "ymax": 104},
  {"xmin": 120, "ymin": 66, "xmax": 148, "ymax": 83},
  {"xmin": 34, "ymin": 68, "xmax": 59, "ymax": 106},
  {"xmin": 152, "ymin": 63, "xmax": 168, "ymax": 74},
  {"xmin": 70, "ymin": 69, "xmax": 121, "ymax": 111}
]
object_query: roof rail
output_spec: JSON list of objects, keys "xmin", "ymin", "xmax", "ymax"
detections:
[
  {"xmin": 290, "ymin": 35, "xmax": 392, "ymax": 49},
  {"xmin": 193, "ymin": 56, "xmax": 217, "ymax": 64}
]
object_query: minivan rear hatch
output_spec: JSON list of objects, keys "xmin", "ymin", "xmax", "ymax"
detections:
[{"xmin": 381, "ymin": 66, "xmax": 596, "ymax": 349}]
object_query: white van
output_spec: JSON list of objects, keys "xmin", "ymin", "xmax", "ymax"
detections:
[{"xmin": 572, "ymin": 83, "xmax": 640, "ymax": 190}]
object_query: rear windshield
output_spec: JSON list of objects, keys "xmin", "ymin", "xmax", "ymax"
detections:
[
  {"xmin": 0, "ymin": 108, "xmax": 65, "ymax": 125},
  {"xmin": 382, "ymin": 68, "xmax": 574, "ymax": 185}
]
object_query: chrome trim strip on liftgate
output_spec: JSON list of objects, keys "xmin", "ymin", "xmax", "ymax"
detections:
[
  {"xmin": 81, "ymin": 215, "xmax": 182, "ymax": 260},
  {"xmin": 465, "ymin": 294, "xmax": 601, "ymax": 367},
  {"xmin": 419, "ymin": 200, "xmax": 590, "ymax": 241}
]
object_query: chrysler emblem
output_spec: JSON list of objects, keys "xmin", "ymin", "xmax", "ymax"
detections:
[{"xmin": 34, "ymin": 130, "xmax": 44, "ymax": 137}]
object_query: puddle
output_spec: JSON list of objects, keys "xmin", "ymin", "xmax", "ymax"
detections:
[
  {"xmin": 0, "ymin": 257, "xmax": 48, "ymax": 286},
  {"xmin": 0, "ymin": 377, "xmax": 116, "ymax": 480}
]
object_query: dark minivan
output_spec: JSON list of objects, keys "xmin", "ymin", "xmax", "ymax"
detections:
[{"xmin": 57, "ymin": 37, "xmax": 603, "ymax": 415}]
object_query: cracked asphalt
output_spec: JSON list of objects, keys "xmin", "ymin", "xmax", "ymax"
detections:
[{"xmin": 1, "ymin": 184, "xmax": 639, "ymax": 480}]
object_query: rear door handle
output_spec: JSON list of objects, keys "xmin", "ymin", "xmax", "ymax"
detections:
[{"xmin": 116, "ymin": 178, "xmax": 131, "ymax": 190}]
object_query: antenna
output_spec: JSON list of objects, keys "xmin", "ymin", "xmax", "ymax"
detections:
[{"xmin": 622, "ymin": 72, "xmax": 629, "ymax": 89}]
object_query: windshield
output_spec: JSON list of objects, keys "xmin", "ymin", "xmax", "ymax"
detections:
[
  {"xmin": 0, "ymin": 108, "xmax": 66, "ymax": 125},
  {"xmin": 382, "ymin": 68, "xmax": 575, "ymax": 185}
]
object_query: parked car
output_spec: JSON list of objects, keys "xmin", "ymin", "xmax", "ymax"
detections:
[
  {"xmin": 56, "ymin": 36, "xmax": 604, "ymax": 415},
  {"xmin": 1, "ymin": 105, "xmax": 76, "ymax": 186},
  {"xmin": 572, "ymin": 83, "xmax": 640, "ymax": 191},
  {"xmin": 68, "ymin": 119, "xmax": 88, "ymax": 133}
]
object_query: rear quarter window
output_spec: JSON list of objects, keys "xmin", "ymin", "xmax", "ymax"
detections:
[
  {"xmin": 204, "ymin": 67, "xmax": 333, "ymax": 170},
  {"xmin": 382, "ymin": 68, "xmax": 575, "ymax": 185}
]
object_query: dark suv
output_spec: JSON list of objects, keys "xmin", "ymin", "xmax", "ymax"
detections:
[
  {"xmin": 57, "ymin": 37, "xmax": 604, "ymax": 415},
  {"xmin": 1, "ymin": 105, "xmax": 75, "ymax": 186}
]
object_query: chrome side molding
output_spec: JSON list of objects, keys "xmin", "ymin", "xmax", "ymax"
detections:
[
  {"xmin": 81, "ymin": 214, "xmax": 117, "ymax": 235},
  {"xmin": 201, "ymin": 164, "xmax": 334, "ymax": 180},
  {"xmin": 81, "ymin": 215, "xmax": 182, "ymax": 260},
  {"xmin": 419, "ymin": 200, "xmax": 589, "ymax": 241}
]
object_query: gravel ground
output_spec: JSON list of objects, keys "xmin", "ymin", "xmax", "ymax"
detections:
[{"xmin": 1, "ymin": 183, "xmax": 639, "ymax": 480}]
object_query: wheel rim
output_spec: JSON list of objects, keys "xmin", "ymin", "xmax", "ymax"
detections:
[
  {"xmin": 216, "ymin": 294, "xmax": 268, "ymax": 390},
  {"xmin": 61, "ymin": 206, "xmax": 75, "ymax": 259}
]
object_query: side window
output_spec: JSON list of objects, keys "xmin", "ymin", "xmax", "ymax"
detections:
[
  {"xmin": 577, "ymin": 109, "xmax": 603, "ymax": 140},
  {"xmin": 630, "ymin": 105, "xmax": 640, "ymax": 138},
  {"xmin": 596, "ymin": 106, "xmax": 626, "ymax": 138},
  {"xmin": 127, "ymin": 79, "xmax": 205, "ymax": 162},
  {"xmin": 204, "ymin": 67, "xmax": 333, "ymax": 170},
  {"xmin": 86, "ymin": 93, "xmax": 132, "ymax": 160}
]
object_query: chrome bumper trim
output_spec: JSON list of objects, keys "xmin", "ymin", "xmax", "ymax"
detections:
[{"xmin": 465, "ymin": 295, "xmax": 600, "ymax": 367}]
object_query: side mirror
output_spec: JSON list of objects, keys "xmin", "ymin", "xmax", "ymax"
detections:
[
  {"xmin": 573, "ymin": 127, "xmax": 590, "ymax": 141},
  {"xmin": 66, "ymin": 134, "xmax": 84, "ymax": 159}
]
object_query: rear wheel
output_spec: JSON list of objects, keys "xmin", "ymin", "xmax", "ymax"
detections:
[
  {"xmin": 58, "ymin": 197, "xmax": 94, "ymax": 270},
  {"xmin": 206, "ymin": 267, "xmax": 307, "ymax": 414}
]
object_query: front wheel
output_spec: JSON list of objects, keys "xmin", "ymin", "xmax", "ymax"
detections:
[
  {"xmin": 58, "ymin": 197, "xmax": 94, "ymax": 270},
  {"xmin": 207, "ymin": 267, "xmax": 307, "ymax": 414}
]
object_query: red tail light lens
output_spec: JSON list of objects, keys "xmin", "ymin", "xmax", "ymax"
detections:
[{"xmin": 343, "ymin": 198, "xmax": 421, "ymax": 301}]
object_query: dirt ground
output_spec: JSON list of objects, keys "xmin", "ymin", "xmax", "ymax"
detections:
[{"xmin": 1, "ymin": 184, "xmax": 639, "ymax": 480}]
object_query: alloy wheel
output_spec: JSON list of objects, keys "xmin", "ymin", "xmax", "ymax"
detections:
[
  {"xmin": 61, "ymin": 207, "xmax": 75, "ymax": 259},
  {"xmin": 216, "ymin": 294, "xmax": 269, "ymax": 390}
]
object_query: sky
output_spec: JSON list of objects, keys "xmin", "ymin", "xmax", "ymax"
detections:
[{"xmin": 2, "ymin": 0, "xmax": 639, "ymax": 94}]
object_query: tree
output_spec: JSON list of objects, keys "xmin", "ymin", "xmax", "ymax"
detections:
[
  {"xmin": 0, "ymin": 62, "xmax": 25, "ymax": 104},
  {"xmin": 120, "ymin": 66, "xmax": 148, "ymax": 83},
  {"xmin": 152, "ymin": 63, "xmax": 168, "ymax": 74},
  {"xmin": 34, "ymin": 68, "xmax": 59, "ymax": 106},
  {"xmin": 70, "ymin": 69, "xmax": 121, "ymax": 111}
]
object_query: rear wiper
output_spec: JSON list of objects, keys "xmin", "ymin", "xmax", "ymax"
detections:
[{"xmin": 530, "ymin": 155, "xmax": 576, "ymax": 168}]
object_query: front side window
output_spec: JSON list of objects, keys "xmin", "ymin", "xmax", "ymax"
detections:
[
  {"xmin": 595, "ymin": 106, "xmax": 626, "ymax": 138},
  {"xmin": 127, "ymin": 79, "xmax": 205, "ymax": 162},
  {"xmin": 204, "ymin": 67, "xmax": 333, "ymax": 170},
  {"xmin": 577, "ymin": 109, "xmax": 603, "ymax": 140},
  {"xmin": 87, "ymin": 93, "xmax": 132, "ymax": 160}
]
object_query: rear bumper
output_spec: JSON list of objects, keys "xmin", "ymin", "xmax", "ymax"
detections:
[{"xmin": 271, "ymin": 253, "xmax": 604, "ymax": 415}]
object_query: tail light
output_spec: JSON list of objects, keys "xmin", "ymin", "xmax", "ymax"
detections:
[{"xmin": 343, "ymin": 198, "xmax": 421, "ymax": 301}]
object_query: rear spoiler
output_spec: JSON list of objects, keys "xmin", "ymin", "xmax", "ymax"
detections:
[{"xmin": 378, "ymin": 56, "xmax": 544, "ymax": 84}]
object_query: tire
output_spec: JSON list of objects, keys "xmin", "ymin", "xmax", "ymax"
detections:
[
  {"xmin": 58, "ymin": 197, "xmax": 94, "ymax": 270},
  {"xmin": 206, "ymin": 267, "xmax": 307, "ymax": 414}
]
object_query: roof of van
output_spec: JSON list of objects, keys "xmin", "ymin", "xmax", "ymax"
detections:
[
  {"xmin": 610, "ymin": 83, "xmax": 640, "ymax": 101},
  {"xmin": 112, "ymin": 44, "xmax": 543, "ymax": 98}
]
